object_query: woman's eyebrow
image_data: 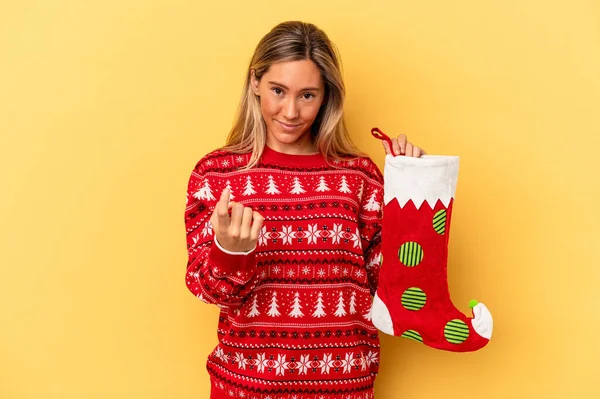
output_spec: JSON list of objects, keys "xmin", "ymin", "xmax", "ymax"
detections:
[{"xmin": 267, "ymin": 81, "xmax": 321, "ymax": 91}]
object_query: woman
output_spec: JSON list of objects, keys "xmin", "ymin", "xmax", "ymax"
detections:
[{"xmin": 184, "ymin": 20, "xmax": 425, "ymax": 399}]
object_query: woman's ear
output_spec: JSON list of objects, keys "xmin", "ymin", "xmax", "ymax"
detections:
[{"xmin": 250, "ymin": 70, "xmax": 260, "ymax": 96}]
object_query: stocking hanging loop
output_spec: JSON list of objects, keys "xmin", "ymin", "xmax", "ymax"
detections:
[{"xmin": 371, "ymin": 127, "xmax": 398, "ymax": 156}]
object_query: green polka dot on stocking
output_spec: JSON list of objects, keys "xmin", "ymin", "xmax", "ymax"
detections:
[
  {"xmin": 398, "ymin": 242, "xmax": 423, "ymax": 266},
  {"xmin": 401, "ymin": 330, "xmax": 423, "ymax": 343},
  {"xmin": 401, "ymin": 287, "xmax": 426, "ymax": 311},
  {"xmin": 433, "ymin": 209, "xmax": 447, "ymax": 235},
  {"xmin": 444, "ymin": 319, "xmax": 470, "ymax": 344}
]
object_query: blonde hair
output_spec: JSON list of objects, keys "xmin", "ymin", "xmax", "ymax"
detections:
[{"xmin": 222, "ymin": 21, "xmax": 367, "ymax": 169}]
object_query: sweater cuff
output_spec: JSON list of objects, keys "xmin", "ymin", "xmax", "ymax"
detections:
[
  {"xmin": 214, "ymin": 236, "xmax": 256, "ymax": 255},
  {"xmin": 208, "ymin": 238, "xmax": 257, "ymax": 275}
]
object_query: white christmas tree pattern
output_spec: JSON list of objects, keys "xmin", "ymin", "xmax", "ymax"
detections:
[
  {"xmin": 315, "ymin": 176, "xmax": 331, "ymax": 192},
  {"xmin": 225, "ymin": 180, "xmax": 235, "ymax": 200},
  {"xmin": 247, "ymin": 294, "xmax": 260, "ymax": 317},
  {"xmin": 289, "ymin": 292, "xmax": 304, "ymax": 318},
  {"xmin": 365, "ymin": 252, "xmax": 381, "ymax": 269},
  {"xmin": 363, "ymin": 303, "xmax": 372, "ymax": 321},
  {"xmin": 290, "ymin": 177, "xmax": 306, "ymax": 194},
  {"xmin": 242, "ymin": 176, "xmax": 256, "ymax": 196},
  {"xmin": 193, "ymin": 178, "xmax": 215, "ymax": 201},
  {"xmin": 357, "ymin": 180, "xmax": 365, "ymax": 202},
  {"xmin": 312, "ymin": 292, "xmax": 326, "ymax": 318},
  {"xmin": 338, "ymin": 175, "xmax": 352, "ymax": 193},
  {"xmin": 364, "ymin": 189, "xmax": 381, "ymax": 211},
  {"xmin": 349, "ymin": 291, "xmax": 357, "ymax": 315},
  {"xmin": 267, "ymin": 291, "xmax": 281, "ymax": 317},
  {"xmin": 334, "ymin": 291, "xmax": 347, "ymax": 317},
  {"xmin": 265, "ymin": 175, "xmax": 281, "ymax": 195}
]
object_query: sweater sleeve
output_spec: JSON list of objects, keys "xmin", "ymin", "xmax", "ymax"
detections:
[
  {"xmin": 358, "ymin": 159, "xmax": 384, "ymax": 296},
  {"xmin": 184, "ymin": 159, "xmax": 260, "ymax": 308}
]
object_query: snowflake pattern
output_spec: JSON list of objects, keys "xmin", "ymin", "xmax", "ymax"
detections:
[
  {"xmin": 215, "ymin": 350, "xmax": 377, "ymax": 376},
  {"xmin": 255, "ymin": 223, "xmax": 362, "ymax": 250}
]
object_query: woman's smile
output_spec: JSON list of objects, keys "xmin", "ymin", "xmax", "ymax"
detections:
[{"xmin": 276, "ymin": 119, "xmax": 301, "ymax": 132}]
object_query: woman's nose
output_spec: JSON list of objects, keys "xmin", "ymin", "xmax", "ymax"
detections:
[{"xmin": 283, "ymin": 98, "xmax": 299, "ymax": 120}]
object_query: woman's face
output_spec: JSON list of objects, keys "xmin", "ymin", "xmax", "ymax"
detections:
[{"xmin": 251, "ymin": 59, "xmax": 325, "ymax": 153}]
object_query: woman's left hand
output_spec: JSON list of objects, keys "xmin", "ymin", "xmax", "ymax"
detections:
[{"xmin": 382, "ymin": 134, "xmax": 427, "ymax": 157}]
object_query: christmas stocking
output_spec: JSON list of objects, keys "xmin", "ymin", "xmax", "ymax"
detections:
[{"xmin": 370, "ymin": 128, "xmax": 493, "ymax": 352}]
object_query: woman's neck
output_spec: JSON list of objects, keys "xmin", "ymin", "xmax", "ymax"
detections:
[{"xmin": 265, "ymin": 134, "xmax": 318, "ymax": 155}]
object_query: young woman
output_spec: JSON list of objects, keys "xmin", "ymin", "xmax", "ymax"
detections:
[{"xmin": 184, "ymin": 21, "xmax": 425, "ymax": 399}]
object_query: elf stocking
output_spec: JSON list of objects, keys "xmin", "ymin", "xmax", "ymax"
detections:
[{"xmin": 370, "ymin": 128, "xmax": 493, "ymax": 352}]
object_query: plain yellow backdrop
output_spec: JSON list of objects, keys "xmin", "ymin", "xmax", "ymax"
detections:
[{"xmin": 1, "ymin": 0, "xmax": 599, "ymax": 398}]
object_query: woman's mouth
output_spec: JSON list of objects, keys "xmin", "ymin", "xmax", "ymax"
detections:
[{"xmin": 276, "ymin": 120, "xmax": 301, "ymax": 132}]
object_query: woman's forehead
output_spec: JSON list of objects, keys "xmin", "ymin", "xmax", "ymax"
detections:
[{"xmin": 263, "ymin": 60, "xmax": 323, "ymax": 90}]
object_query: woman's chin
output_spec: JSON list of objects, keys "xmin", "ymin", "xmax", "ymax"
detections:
[
  {"xmin": 267, "ymin": 125, "xmax": 310, "ymax": 144},
  {"xmin": 274, "ymin": 131, "xmax": 304, "ymax": 142}
]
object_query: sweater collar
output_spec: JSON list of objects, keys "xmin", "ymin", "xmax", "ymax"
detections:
[{"xmin": 261, "ymin": 144, "xmax": 328, "ymax": 167}]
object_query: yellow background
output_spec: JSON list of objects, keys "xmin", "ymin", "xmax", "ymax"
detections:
[{"xmin": 2, "ymin": 0, "xmax": 599, "ymax": 398}]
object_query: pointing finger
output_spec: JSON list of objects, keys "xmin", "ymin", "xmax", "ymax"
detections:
[{"xmin": 216, "ymin": 188, "xmax": 231, "ymax": 227}]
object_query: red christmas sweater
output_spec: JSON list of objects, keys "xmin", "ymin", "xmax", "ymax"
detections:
[{"xmin": 184, "ymin": 145, "xmax": 384, "ymax": 399}]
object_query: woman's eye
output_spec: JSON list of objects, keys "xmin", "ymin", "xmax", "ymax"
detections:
[
  {"xmin": 302, "ymin": 93, "xmax": 315, "ymax": 100},
  {"xmin": 272, "ymin": 88, "xmax": 283, "ymax": 95}
]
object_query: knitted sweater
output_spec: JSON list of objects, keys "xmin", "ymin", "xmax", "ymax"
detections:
[{"xmin": 184, "ymin": 144, "xmax": 384, "ymax": 399}]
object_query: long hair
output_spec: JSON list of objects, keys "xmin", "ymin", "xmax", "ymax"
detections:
[{"xmin": 222, "ymin": 21, "xmax": 367, "ymax": 169}]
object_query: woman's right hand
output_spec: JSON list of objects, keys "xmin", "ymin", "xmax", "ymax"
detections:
[{"xmin": 210, "ymin": 188, "xmax": 264, "ymax": 253}]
